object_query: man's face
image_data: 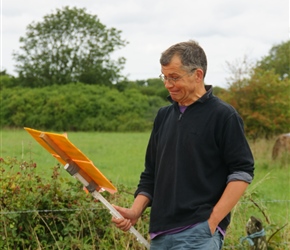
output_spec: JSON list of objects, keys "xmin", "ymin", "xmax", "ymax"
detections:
[{"xmin": 161, "ymin": 55, "xmax": 200, "ymax": 106}]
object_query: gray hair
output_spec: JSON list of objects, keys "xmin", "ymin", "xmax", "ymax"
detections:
[{"xmin": 160, "ymin": 40, "xmax": 207, "ymax": 78}]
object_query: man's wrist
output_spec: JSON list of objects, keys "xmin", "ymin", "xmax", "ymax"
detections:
[{"xmin": 131, "ymin": 194, "xmax": 150, "ymax": 217}]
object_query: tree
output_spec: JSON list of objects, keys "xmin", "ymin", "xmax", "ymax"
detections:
[
  {"xmin": 227, "ymin": 68, "xmax": 290, "ymax": 139},
  {"xmin": 225, "ymin": 54, "xmax": 255, "ymax": 87},
  {"xmin": 221, "ymin": 41, "xmax": 290, "ymax": 139},
  {"xmin": 0, "ymin": 70, "xmax": 18, "ymax": 90},
  {"xmin": 256, "ymin": 40, "xmax": 290, "ymax": 80},
  {"xmin": 13, "ymin": 6, "xmax": 128, "ymax": 87}
]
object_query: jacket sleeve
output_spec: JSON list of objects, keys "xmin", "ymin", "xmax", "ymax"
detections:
[{"xmin": 221, "ymin": 111, "xmax": 255, "ymax": 180}]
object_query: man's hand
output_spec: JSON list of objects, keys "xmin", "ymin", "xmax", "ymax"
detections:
[
  {"xmin": 111, "ymin": 194, "xmax": 150, "ymax": 232},
  {"xmin": 208, "ymin": 181, "xmax": 249, "ymax": 235},
  {"xmin": 207, "ymin": 218, "xmax": 219, "ymax": 235},
  {"xmin": 111, "ymin": 205, "xmax": 139, "ymax": 231}
]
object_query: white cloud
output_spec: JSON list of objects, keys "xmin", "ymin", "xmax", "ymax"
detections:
[{"xmin": 1, "ymin": 0, "xmax": 288, "ymax": 87}]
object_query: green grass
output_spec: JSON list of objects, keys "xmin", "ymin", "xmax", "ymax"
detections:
[
  {"xmin": 1, "ymin": 128, "xmax": 289, "ymax": 248},
  {"xmin": 225, "ymin": 138, "xmax": 290, "ymax": 249},
  {"xmin": 0, "ymin": 128, "xmax": 150, "ymax": 188}
]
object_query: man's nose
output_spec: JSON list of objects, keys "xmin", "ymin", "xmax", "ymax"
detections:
[{"xmin": 164, "ymin": 80, "xmax": 174, "ymax": 88}]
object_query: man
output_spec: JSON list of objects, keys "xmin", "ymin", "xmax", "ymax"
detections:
[{"xmin": 112, "ymin": 40, "xmax": 254, "ymax": 249}]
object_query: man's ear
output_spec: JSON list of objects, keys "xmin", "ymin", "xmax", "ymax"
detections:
[{"xmin": 195, "ymin": 68, "xmax": 204, "ymax": 82}]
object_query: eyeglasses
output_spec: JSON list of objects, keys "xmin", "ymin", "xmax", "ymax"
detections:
[{"xmin": 159, "ymin": 69, "xmax": 196, "ymax": 84}]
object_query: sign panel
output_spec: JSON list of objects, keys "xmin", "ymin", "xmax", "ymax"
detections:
[{"xmin": 24, "ymin": 127, "xmax": 117, "ymax": 194}]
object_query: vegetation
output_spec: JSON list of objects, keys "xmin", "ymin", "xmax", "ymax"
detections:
[
  {"xmin": 1, "ymin": 6, "xmax": 289, "ymax": 137},
  {"xmin": 1, "ymin": 39, "xmax": 289, "ymax": 135},
  {"xmin": 217, "ymin": 40, "xmax": 290, "ymax": 139},
  {"xmin": 0, "ymin": 130, "xmax": 289, "ymax": 249},
  {"xmin": 12, "ymin": 6, "xmax": 128, "ymax": 87},
  {"xmin": 257, "ymin": 40, "xmax": 289, "ymax": 80},
  {"xmin": 219, "ymin": 67, "xmax": 290, "ymax": 139},
  {"xmin": 0, "ymin": 6, "xmax": 289, "ymax": 248},
  {"xmin": 0, "ymin": 83, "xmax": 166, "ymax": 132},
  {"xmin": 0, "ymin": 160, "xmax": 150, "ymax": 249}
]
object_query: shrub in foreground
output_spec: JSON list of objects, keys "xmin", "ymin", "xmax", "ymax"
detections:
[{"xmin": 0, "ymin": 158, "xmax": 149, "ymax": 249}]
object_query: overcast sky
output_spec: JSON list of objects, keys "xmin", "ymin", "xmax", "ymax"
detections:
[{"xmin": 1, "ymin": 0, "xmax": 289, "ymax": 87}]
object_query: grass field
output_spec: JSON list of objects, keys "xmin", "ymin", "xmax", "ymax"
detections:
[
  {"xmin": 1, "ymin": 128, "xmax": 289, "ymax": 248},
  {"xmin": 0, "ymin": 128, "xmax": 150, "ymax": 188}
]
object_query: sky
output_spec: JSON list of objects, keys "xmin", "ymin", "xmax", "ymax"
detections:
[{"xmin": 1, "ymin": 0, "xmax": 289, "ymax": 88}]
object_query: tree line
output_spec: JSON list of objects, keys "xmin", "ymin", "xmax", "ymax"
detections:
[
  {"xmin": 0, "ymin": 6, "xmax": 289, "ymax": 139},
  {"xmin": 0, "ymin": 82, "xmax": 167, "ymax": 132}
]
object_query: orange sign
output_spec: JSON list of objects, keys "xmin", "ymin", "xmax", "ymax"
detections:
[{"xmin": 24, "ymin": 127, "xmax": 117, "ymax": 194}]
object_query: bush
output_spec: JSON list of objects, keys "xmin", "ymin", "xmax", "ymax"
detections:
[
  {"xmin": 0, "ymin": 158, "xmax": 149, "ymax": 249},
  {"xmin": 0, "ymin": 83, "xmax": 167, "ymax": 132}
]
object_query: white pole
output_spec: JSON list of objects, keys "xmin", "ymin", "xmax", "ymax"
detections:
[{"xmin": 64, "ymin": 164, "xmax": 150, "ymax": 249}]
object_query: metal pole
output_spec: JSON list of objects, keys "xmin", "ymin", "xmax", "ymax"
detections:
[{"xmin": 64, "ymin": 164, "xmax": 150, "ymax": 249}]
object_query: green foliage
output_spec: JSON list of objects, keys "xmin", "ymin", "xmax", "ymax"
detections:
[
  {"xmin": 13, "ymin": 6, "xmax": 128, "ymax": 87},
  {"xmin": 222, "ymin": 69, "xmax": 290, "ymax": 139},
  {"xmin": 0, "ymin": 73, "xmax": 18, "ymax": 90},
  {"xmin": 0, "ymin": 75, "xmax": 13, "ymax": 90},
  {"xmin": 212, "ymin": 86, "xmax": 228, "ymax": 97},
  {"xmin": 115, "ymin": 78, "xmax": 169, "ymax": 101},
  {"xmin": 257, "ymin": 40, "xmax": 290, "ymax": 80},
  {"xmin": 219, "ymin": 41, "xmax": 290, "ymax": 139},
  {"xmin": 0, "ymin": 158, "xmax": 149, "ymax": 249},
  {"xmin": 225, "ymin": 166, "xmax": 289, "ymax": 249},
  {"xmin": 0, "ymin": 83, "xmax": 166, "ymax": 131},
  {"xmin": 140, "ymin": 78, "xmax": 169, "ymax": 101}
]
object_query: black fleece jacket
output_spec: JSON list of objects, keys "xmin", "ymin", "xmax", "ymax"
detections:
[{"xmin": 135, "ymin": 85, "xmax": 254, "ymax": 233}]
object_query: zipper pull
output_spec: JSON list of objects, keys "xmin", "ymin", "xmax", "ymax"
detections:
[{"xmin": 178, "ymin": 113, "xmax": 183, "ymax": 121}]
